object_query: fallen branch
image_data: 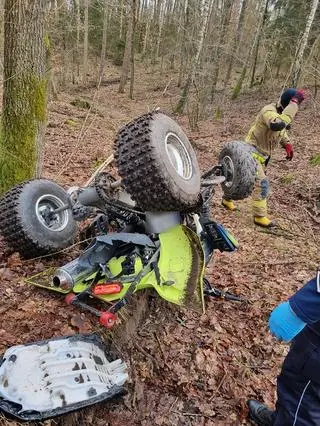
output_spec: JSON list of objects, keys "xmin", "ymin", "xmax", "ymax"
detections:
[
  {"xmin": 173, "ymin": 411, "xmax": 215, "ymax": 419},
  {"xmin": 304, "ymin": 207, "xmax": 320, "ymax": 224},
  {"xmin": 162, "ymin": 78, "xmax": 172, "ymax": 96},
  {"xmin": 257, "ymin": 228, "xmax": 295, "ymax": 239},
  {"xmin": 84, "ymin": 154, "xmax": 115, "ymax": 187},
  {"xmin": 84, "ymin": 77, "xmax": 131, "ymax": 89},
  {"xmin": 236, "ymin": 259, "xmax": 318, "ymax": 267}
]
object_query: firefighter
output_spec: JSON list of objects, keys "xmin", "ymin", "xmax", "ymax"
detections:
[
  {"xmin": 222, "ymin": 88, "xmax": 305, "ymax": 228},
  {"xmin": 248, "ymin": 271, "xmax": 320, "ymax": 425}
]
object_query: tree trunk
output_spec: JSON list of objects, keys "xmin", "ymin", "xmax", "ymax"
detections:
[
  {"xmin": 119, "ymin": 0, "xmax": 124, "ymax": 40},
  {"xmin": 142, "ymin": 18, "xmax": 149, "ymax": 57},
  {"xmin": 314, "ymin": 45, "xmax": 320, "ymax": 98},
  {"xmin": 119, "ymin": 2, "xmax": 134, "ymax": 93},
  {"xmin": 224, "ymin": 0, "xmax": 247, "ymax": 88},
  {"xmin": 97, "ymin": 0, "xmax": 108, "ymax": 85},
  {"xmin": 178, "ymin": 0, "xmax": 189, "ymax": 87},
  {"xmin": 129, "ymin": 0, "xmax": 137, "ymax": 99},
  {"xmin": 291, "ymin": 0, "xmax": 319, "ymax": 86},
  {"xmin": 60, "ymin": 3, "xmax": 70, "ymax": 87},
  {"xmin": 232, "ymin": 0, "xmax": 268, "ymax": 99},
  {"xmin": 83, "ymin": 0, "xmax": 89, "ymax": 82},
  {"xmin": 249, "ymin": 0, "xmax": 269, "ymax": 87},
  {"xmin": 151, "ymin": 0, "xmax": 162, "ymax": 64},
  {"xmin": 156, "ymin": 1, "xmax": 165, "ymax": 59},
  {"xmin": 210, "ymin": 0, "xmax": 233, "ymax": 97},
  {"xmin": 75, "ymin": 0, "xmax": 81, "ymax": 79},
  {"xmin": 304, "ymin": 34, "xmax": 320, "ymax": 94},
  {"xmin": 175, "ymin": 0, "xmax": 211, "ymax": 113},
  {"xmin": 260, "ymin": 31, "xmax": 280, "ymax": 89},
  {"xmin": 0, "ymin": 0, "xmax": 49, "ymax": 194}
]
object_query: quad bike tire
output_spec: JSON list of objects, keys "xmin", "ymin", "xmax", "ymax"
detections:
[
  {"xmin": 114, "ymin": 111, "xmax": 201, "ymax": 211},
  {"xmin": 219, "ymin": 141, "xmax": 257, "ymax": 200},
  {"xmin": 0, "ymin": 179, "xmax": 77, "ymax": 259}
]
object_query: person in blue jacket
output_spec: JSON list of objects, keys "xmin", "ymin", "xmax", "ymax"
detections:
[{"xmin": 247, "ymin": 271, "xmax": 320, "ymax": 425}]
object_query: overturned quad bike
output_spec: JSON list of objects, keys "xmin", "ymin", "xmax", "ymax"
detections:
[{"xmin": 0, "ymin": 111, "xmax": 257, "ymax": 329}]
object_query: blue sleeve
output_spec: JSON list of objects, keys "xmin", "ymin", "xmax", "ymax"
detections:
[{"xmin": 289, "ymin": 276, "xmax": 320, "ymax": 324}]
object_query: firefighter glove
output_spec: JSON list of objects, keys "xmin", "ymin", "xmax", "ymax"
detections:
[
  {"xmin": 291, "ymin": 89, "xmax": 305, "ymax": 105},
  {"xmin": 285, "ymin": 143, "xmax": 293, "ymax": 160},
  {"xmin": 268, "ymin": 301, "xmax": 306, "ymax": 342}
]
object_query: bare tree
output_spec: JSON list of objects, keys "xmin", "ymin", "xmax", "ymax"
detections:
[
  {"xmin": 83, "ymin": 0, "xmax": 89, "ymax": 82},
  {"xmin": 75, "ymin": 0, "xmax": 81, "ymax": 80},
  {"xmin": 177, "ymin": 0, "xmax": 190, "ymax": 87},
  {"xmin": 130, "ymin": 0, "xmax": 137, "ymax": 98},
  {"xmin": 98, "ymin": 0, "xmax": 109, "ymax": 84},
  {"xmin": 224, "ymin": 0, "xmax": 247, "ymax": 88},
  {"xmin": 232, "ymin": 0, "xmax": 268, "ymax": 99},
  {"xmin": 249, "ymin": 0, "xmax": 269, "ymax": 87},
  {"xmin": 119, "ymin": 0, "xmax": 135, "ymax": 93},
  {"xmin": 175, "ymin": 0, "xmax": 212, "ymax": 113},
  {"xmin": 291, "ymin": 0, "xmax": 319, "ymax": 86},
  {"xmin": 210, "ymin": 0, "xmax": 233, "ymax": 97}
]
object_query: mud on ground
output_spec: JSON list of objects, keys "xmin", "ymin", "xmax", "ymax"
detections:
[{"xmin": 0, "ymin": 62, "xmax": 319, "ymax": 426}]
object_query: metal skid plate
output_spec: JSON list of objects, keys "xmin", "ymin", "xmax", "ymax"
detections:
[{"xmin": 0, "ymin": 334, "xmax": 128, "ymax": 421}]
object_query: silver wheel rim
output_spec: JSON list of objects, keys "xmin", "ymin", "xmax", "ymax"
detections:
[
  {"xmin": 35, "ymin": 194, "xmax": 69, "ymax": 231},
  {"xmin": 165, "ymin": 132, "xmax": 192, "ymax": 180},
  {"xmin": 222, "ymin": 156, "xmax": 235, "ymax": 188}
]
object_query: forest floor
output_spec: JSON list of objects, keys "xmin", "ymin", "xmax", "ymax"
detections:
[{"xmin": 0, "ymin": 61, "xmax": 319, "ymax": 426}]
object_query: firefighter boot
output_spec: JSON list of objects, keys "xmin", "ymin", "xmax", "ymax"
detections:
[
  {"xmin": 222, "ymin": 198, "xmax": 238, "ymax": 211},
  {"xmin": 247, "ymin": 400, "xmax": 274, "ymax": 426},
  {"xmin": 254, "ymin": 216, "xmax": 277, "ymax": 228}
]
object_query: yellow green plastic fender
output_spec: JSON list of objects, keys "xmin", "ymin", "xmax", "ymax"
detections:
[
  {"xmin": 74, "ymin": 225, "xmax": 205, "ymax": 311},
  {"xmin": 28, "ymin": 225, "xmax": 205, "ymax": 312}
]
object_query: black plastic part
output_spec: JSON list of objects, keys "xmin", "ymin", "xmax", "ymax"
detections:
[
  {"xmin": 0, "ymin": 334, "xmax": 126, "ymax": 422},
  {"xmin": 269, "ymin": 120, "xmax": 286, "ymax": 131},
  {"xmin": 203, "ymin": 278, "xmax": 245, "ymax": 302},
  {"xmin": 201, "ymin": 165, "xmax": 224, "ymax": 180},
  {"xmin": 200, "ymin": 220, "xmax": 236, "ymax": 253}
]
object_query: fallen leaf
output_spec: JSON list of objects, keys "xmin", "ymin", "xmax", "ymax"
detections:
[{"xmin": 70, "ymin": 313, "xmax": 92, "ymax": 333}]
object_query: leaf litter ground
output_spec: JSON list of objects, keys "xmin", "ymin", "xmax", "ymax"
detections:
[{"xmin": 0, "ymin": 63, "xmax": 319, "ymax": 426}]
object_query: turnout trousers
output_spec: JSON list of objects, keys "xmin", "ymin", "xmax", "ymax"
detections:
[
  {"xmin": 251, "ymin": 150, "xmax": 270, "ymax": 218},
  {"xmin": 273, "ymin": 326, "xmax": 320, "ymax": 425}
]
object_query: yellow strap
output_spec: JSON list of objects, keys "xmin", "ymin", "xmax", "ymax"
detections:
[{"xmin": 252, "ymin": 152, "xmax": 267, "ymax": 164}]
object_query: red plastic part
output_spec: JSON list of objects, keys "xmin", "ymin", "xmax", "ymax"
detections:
[
  {"xmin": 65, "ymin": 293, "xmax": 77, "ymax": 305},
  {"xmin": 93, "ymin": 282, "xmax": 123, "ymax": 296},
  {"xmin": 99, "ymin": 311, "xmax": 117, "ymax": 329}
]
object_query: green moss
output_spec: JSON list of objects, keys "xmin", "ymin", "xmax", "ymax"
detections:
[
  {"xmin": 215, "ymin": 107, "xmax": 223, "ymax": 120},
  {"xmin": 0, "ymin": 74, "xmax": 48, "ymax": 195},
  {"xmin": 44, "ymin": 34, "xmax": 51, "ymax": 51},
  {"xmin": 65, "ymin": 118, "xmax": 78, "ymax": 128},
  {"xmin": 93, "ymin": 158, "xmax": 104, "ymax": 169},
  {"xmin": 71, "ymin": 98, "xmax": 91, "ymax": 110},
  {"xmin": 232, "ymin": 67, "xmax": 247, "ymax": 99},
  {"xmin": 310, "ymin": 154, "xmax": 320, "ymax": 166},
  {"xmin": 282, "ymin": 173, "xmax": 296, "ymax": 184}
]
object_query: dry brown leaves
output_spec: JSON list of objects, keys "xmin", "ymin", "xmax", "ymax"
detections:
[{"xmin": 0, "ymin": 66, "xmax": 319, "ymax": 425}]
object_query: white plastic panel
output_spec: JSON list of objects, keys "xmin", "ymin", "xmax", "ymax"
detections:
[{"xmin": 0, "ymin": 337, "xmax": 128, "ymax": 413}]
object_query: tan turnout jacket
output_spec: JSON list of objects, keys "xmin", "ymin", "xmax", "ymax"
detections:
[{"xmin": 245, "ymin": 102, "xmax": 298, "ymax": 157}]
